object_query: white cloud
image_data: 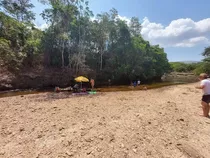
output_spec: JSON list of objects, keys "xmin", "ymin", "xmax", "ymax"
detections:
[
  {"xmin": 118, "ymin": 15, "xmax": 131, "ymax": 24},
  {"xmin": 34, "ymin": 23, "xmax": 49, "ymax": 31},
  {"xmin": 141, "ymin": 17, "xmax": 210, "ymax": 47},
  {"xmin": 33, "ymin": 16, "xmax": 210, "ymax": 48}
]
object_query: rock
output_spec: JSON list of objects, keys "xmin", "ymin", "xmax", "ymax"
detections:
[
  {"xmin": 121, "ymin": 143, "xmax": 125, "ymax": 148},
  {"xmin": 81, "ymin": 131, "xmax": 86, "ymax": 136},
  {"xmin": 0, "ymin": 151, "xmax": 5, "ymax": 155},
  {"xmin": 87, "ymin": 150, "xmax": 92, "ymax": 155},
  {"xmin": 97, "ymin": 148, "xmax": 102, "ymax": 152},
  {"xmin": 98, "ymin": 135, "xmax": 103, "ymax": 140},
  {"xmin": 59, "ymin": 127, "xmax": 65, "ymax": 131},
  {"xmin": 133, "ymin": 149, "xmax": 137, "ymax": 153},
  {"xmin": 61, "ymin": 134, "xmax": 66, "ymax": 137},
  {"xmin": 85, "ymin": 138, "xmax": 93, "ymax": 142},
  {"xmin": 19, "ymin": 127, "xmax": 25, "ymax": 132},
  {"xmin": 66, "ymin": 151, "xmax": 74, "ymax": 157}
]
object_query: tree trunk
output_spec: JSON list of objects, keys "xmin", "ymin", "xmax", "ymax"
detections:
[
  {"xmin": 61, "ymin": 41, "xmax": 65, "ymax": 67},
  {"xmin": 100, "ymin": 47, "xmax": 103, "ymax": 71}
]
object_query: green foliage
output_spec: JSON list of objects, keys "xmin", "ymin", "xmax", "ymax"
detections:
[
  {"xmin": 170, "ymin": 62, "xmax": 198, "ymax": 72},
  {"xmin": 194, "ymin": 62, "xmax": 210, "ymax": 75},
  {"xmin": 0, "ymin": 0, "xmax": 35, "ymax": 23},
  {"xmin": 196, "ymin": 46, "xmax": 210, "ymax": 75},
  {"xmin": 0, "ymin": 0, "xmax": 171, "ymax": 84},
  {"xmin": 202, "ymin": 46, "xmax": 210, "ymax": 57}
]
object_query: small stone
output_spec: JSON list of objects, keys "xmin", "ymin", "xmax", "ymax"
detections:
[
  {"xmin": 180, "ymin": 119, "xmax": 184, "ymax": 122},
  {"xmin": 59, "ymin": 127, "xmax": 65, "ymax": 131},
  {"xmin": 87, "ymin": 150, "xmax": 92, "ymax": 155},
  {"xmin": 133, "ymin": 149, "xmax": 137, "ymax": 153},
  {"xmin": 146, "ymin": 151, "xmax": 152, "ymax": 156},
  {"xmin": 0, "ymin": 151, "xmax": 5, "ymax": 155},
  {"xmin": 80, "ymin": 127, "xmax": 85, "ymax": 130},
  {"xmin": 66, "ymin": 151, "xmax": 74, "ymax": 157},
  {"xmin": 72, "ymin": 123, "xmax": 76, "ymax": 126},
  {"xmin": 84, "ymin": 146, "xmax": 88, "ymax": 150},
  {"xmin": 97, "ymin": 148, "xmax": 102, "ymax": 152},
  {"xmin": 81, "ymin": 131, "xmax": 86, "ymax": 136},
  {"xmin": 148, "ymin": 122, "xmax": 151, "ymax": 124},
  {"xmin": 121, "ymin": 143, "xmax": 125, "ymax": 148},
  {"xmin": 85, "ymin": 138, "xmax": 93, "ymax": 142},
  {"xmin": 61, "ymin": 134, "xmax": 66, "ymax": 137},
  {"xmin": 19, "ymin": 127, "xmax": 25, "ymax": 132},
  {"xmin": 98, "ymin": 135, "xmax": 103, "ymax": 140}
]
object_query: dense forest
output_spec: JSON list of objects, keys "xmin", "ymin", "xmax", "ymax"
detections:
[{"xmin": 0, "ymin": 0, "xmax": 209, "ymax": 89}]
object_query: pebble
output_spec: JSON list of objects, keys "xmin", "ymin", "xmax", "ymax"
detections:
[
  {"xmin": 98, "ymin": 135, "xmax": 103, "ymax": 140},
  {"xmin": 133, "ymin": 149, "xmax": 137, "ymax": 153},
  {"xmin": 66, "ymin": 151, "xmax": 74, "ymax": 157},
  {"xmin": 121, "ymin": 143, "xmax": 125, "ymax": 148}
]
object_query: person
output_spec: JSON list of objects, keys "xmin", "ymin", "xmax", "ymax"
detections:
[
  {"xmin": 73, "ymin": 83, "xmax": 79, "ymax": 93},
  {"xmin": 90, "ymin": 78, "xmax": 95, "ymax": 89},
  {"xmin": 195, "ymin": 73, "xmax": 210, "ymax": 117},
  {"xmin": 137, "ymin": 80, "xmax": 141, "ymax": 86},
  {"xmin": 133, "ymin": 81, "xmax": 137, "ymax": 87}
]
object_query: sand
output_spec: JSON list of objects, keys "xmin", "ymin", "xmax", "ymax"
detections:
[{"xmin": 0, "ymin": 83, "xmax": 210, "ymax": 158}]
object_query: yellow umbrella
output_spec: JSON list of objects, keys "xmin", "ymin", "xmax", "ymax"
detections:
[{"xmin": 74, "ymin": 76, "xmax": 89, "ymax": 82}]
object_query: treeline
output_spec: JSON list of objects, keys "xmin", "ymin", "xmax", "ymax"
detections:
[
  {"xmin": 170, "ymin": 46, "xmax": 210, "ymax": 75},
  {"xmin": 169, "ymin": 62, "xmax": 199, "ymax": 73},
  {"xmin": 0, "ymin": 0, "xmax": 171, "ymax": 85},
  {"xmin": 169, "ymin": 62, "xmax": 210, "ymax": 75}
]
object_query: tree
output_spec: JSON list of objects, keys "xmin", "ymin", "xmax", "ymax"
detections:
[
  {"xmin": 202, "ymin": 46, "xmax": 210, "ymax": 57},
  {"xmin": 0, "ymin": 0, "xmax": 35, "ymax": 23},
  {"xmin": 1, "ymin": 0, "xmax": 171, "ymax": 85},
  {"xmin": 130, "ymin": 17, "xmax": 141, "ymax": 37}
]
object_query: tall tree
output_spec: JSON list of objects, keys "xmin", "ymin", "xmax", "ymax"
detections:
[{"xmin": 0, "ymin": 0, "xmax": 35, "ymax": 23}]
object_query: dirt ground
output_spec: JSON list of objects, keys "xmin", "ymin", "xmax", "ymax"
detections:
[{"xmin": 0, "ymin": 83, "xmax": 210, "ymax": 158}]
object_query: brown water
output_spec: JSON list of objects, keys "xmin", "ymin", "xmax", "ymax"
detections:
[{"xmin": 0, "ymin": 82, "xmax": 187, "ymax": 98}]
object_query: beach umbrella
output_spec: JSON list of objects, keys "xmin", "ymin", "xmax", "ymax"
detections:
[
  {"xmin": 74, "ymin": 76, "xmax": 89, "ymax": 89},
  {"xmin": 74, "ymin": 76, "xmax": 89, "ymax": 82}
]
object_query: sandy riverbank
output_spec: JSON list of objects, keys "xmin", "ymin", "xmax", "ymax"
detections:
[{"xmin": 0, "ymin": 83, "xmax": 210, "ymax": 158}]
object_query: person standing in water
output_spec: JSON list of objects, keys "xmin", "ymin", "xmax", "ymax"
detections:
[{"xmin": 195, "ymin": 73, "xmax": 210, "ymax": 117}]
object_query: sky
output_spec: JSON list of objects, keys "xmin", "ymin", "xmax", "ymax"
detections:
[{"xmin": 32, "ymin": 0, "xmax": 210, "ymax": 62}]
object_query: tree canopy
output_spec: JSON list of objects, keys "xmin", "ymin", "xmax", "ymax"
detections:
[{"xmin": 0, "ymin": 0, "xmax": 171, "ymax": 85}]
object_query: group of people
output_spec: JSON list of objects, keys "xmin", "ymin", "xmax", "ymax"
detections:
[
  {"xmin": 72, "ymin": 78, "xmax": 95, "ymax": 93},
  {"xmin": 132, "ymin": 80, "xmax": 141, "ymax": 87}
]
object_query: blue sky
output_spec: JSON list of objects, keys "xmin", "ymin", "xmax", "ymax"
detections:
[{"xmin": 32, "ymin": 0, "xmax": 210, "ymax": 62}]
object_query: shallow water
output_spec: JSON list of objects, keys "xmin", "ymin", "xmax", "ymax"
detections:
[{"xmin": 0, "ymin": 81, "xmax": 189, "ymax": 98}]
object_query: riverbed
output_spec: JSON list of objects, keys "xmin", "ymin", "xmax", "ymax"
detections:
[{"xmin": 0, "ymin": 82, "xmax": 210, "ymax": 158}]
